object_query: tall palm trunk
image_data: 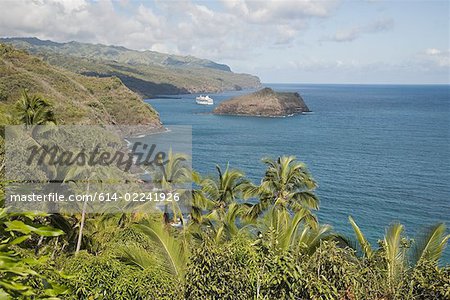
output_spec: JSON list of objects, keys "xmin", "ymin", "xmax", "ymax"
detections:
[{"xmin": 75, "ymin": 183, "xmax": 89, "ymax": 254}]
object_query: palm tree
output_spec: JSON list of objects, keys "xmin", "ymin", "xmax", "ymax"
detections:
[
  {"xmin": 244, "ymin": 156, "xmax": 319, "ymax": 227},
  {"xmin": 188, "ymin": 164, "xmax": 252, "ymax": 242},
  {"xmin": 255, "ymin": 205, "xmax": 333, "ymax": 254},
  {"xmin": 147, "ymin": 149, "xmax": 191, "ymax": 224},
  {"xmin": 15, "ymin": 90, "xmax": 56, "ymax": 126},
  {"xmin": 349, "ymin": 218, "xmax": 408, "ymax": 295},
  {"xmin": 195, "ymin": 164, "xmax": 249, "ymax": 223},
  {"xmin": 64, "ymin": 159, "xmax": 120, "ymax": 254},
  {"xmin": 199, "ymin": 201, "xmax": 248, "ymax": 243},
  {"xmin": 189, "ymin": 177, "xmax": 212, "ymax": 225},
  {"xmin": 185, "ymin": 164, "xmax": 251, "ymax": 244},
  {"xmin": 348, "ymin": 216, "xmax": 449, "ymax": 296}
]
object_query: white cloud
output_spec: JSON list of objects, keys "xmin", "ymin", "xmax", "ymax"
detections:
[
  {"xmin": 0, "ymin": 0, "xmax": 338, "ymax": 61},
  {"xmin": 323, "ymin": 17, "xmax": 394, "ymax": 42},
  {"xmin": 53, "ymin": 0, "xmax": 86, "ymax": 12},
  {"xmin": 221, "ymin": 0, "xmax": 337, "ymax": 22},
  {"xmin": 425, "ymin": 48, "xmax": 442, "ymax": 56},
  {"xmin": 422, "ymin": 48, "xmax": 450, "ymax": 67}
]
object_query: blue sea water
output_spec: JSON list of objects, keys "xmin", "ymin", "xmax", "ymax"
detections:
[{"xmin": 146, "ymin": 84, "xmax": 450, "ymax": 262}]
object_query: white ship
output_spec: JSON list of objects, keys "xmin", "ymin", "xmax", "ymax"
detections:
[{"xmin": 195, "ymin": 95, "xmax": 214, "ymax": 105}]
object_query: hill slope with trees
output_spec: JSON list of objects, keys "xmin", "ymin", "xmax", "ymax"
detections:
[
  {"xmin": 0, "ymin": 44, "xmax": 161, "ymax": 126},
  {"xmin": 1, "ymin": 37, "xmax": 261, "ymax": 98}
]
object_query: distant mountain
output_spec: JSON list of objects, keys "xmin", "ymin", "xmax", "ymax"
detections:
[
  {"xmin": 1, "ymin": 37, "xmax": 232, "ymax": 71},
  {"xmin": 0, "ymin": 44, "xmax": 161, "ymax": 127},
  {"xmin": 0, "ymin": 37, "xmax": 261, "ymax": 97}
]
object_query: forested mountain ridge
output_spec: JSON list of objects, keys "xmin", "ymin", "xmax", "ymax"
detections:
[{"xmin": 1, "ymin": 37, "xmax": 261, "ymax": 97}]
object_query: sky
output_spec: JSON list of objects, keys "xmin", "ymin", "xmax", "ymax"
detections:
[{"xmin": 0, "ymin": 0, "xmax": 449, "ymax": 84}]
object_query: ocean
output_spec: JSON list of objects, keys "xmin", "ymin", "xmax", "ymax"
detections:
[{"xmin": 146, "ymin": 84, "xmax": 450, "ymax": 262}]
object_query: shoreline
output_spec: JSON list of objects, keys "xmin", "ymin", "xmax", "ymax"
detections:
[{"xmin": 212, "ymin": 111, "xmax": 311, "ymax": 118}]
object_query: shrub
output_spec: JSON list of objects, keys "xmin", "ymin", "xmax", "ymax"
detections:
[
  {"xmin": 0, "ymin": 84, "xmax": 8, "ymax": 101},
  {"xmin": 185, "ymin": 238, "xmax": 256, "ymax": 300},
  {"xmin": 294, "ymin": 241, "xmax": 376, "ymax": 300},
  {"xmin": 410, "ymin": 261, "xmax": 450, "ymax": 299},
  {"xmin": 257, "ymin": 249, "xmax": 302, "ymax": 299},
  {"xmin": 57, "ymin": 251, "xmax": 180, "ymax": 300}
]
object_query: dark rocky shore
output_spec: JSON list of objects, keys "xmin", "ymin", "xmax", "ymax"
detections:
[{"xmin": 213, "ymin": 87, "xmax": 310, "ymax": 117}]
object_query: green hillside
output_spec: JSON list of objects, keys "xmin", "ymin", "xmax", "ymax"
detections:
[
  {"xmin": 0, "ymin": 44, "xmax": 161, "ymax": 126},
  {"xmin": 1, "ymin": 37, "xmax": 261, "ymax": 98}
]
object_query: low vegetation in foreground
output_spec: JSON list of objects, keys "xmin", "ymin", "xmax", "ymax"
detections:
[
  {"xmin": 0, "ymin": 60, "xmax": 449, "ymax": 300},
  {"xmin": 0, "ymin": 155, "xmax": 448, "ymax": 299}
]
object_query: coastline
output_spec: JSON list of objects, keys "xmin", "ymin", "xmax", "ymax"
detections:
[{"xmin": 212, "ymin": 111, "xmax": 309, "ymax": 118}]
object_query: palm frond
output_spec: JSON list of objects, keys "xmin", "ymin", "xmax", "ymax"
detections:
[
  {"xmin": 411, "ymin": 223, "xmax": 449, "ymax": 266},
  {"xmin": 297, "ymin": 224, "xmax": 333, "ymax": 255},
  {"xmin": 279, "ymin": 209, "xmax": 306, "ymax": 251},
  {"xmin": 134, "ymin": 221, "xmax": 187, "ymax": 280},
  {"xmin": 116, "ymin": 243, "xmax": 159, "ymax": 270},
  {"xmin": 384, "ymin": 223, "xmax": 405, "ymax": 285},
  {"xmin": 348, "ymin": 216, "xmax": 374, "ymax": 259}
]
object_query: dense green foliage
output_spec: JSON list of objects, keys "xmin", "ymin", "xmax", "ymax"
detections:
[
  {"xmin": 0, "ymin": 208, "xmax": 66, "ymax": 299},
  {"xmin": 0, "ymin": 55, "xmax": 448, "ymax": 299},
  {"xmin": 55, "ymin": 251, "xmax": 179, "ymax": 300},
  {"xmin": 1, "ymin": 151, "xmax": 447, "ymax": 299},
  {"xmin": 185, "ymin": 237, "xmax": 256, "ymax": 299}
]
